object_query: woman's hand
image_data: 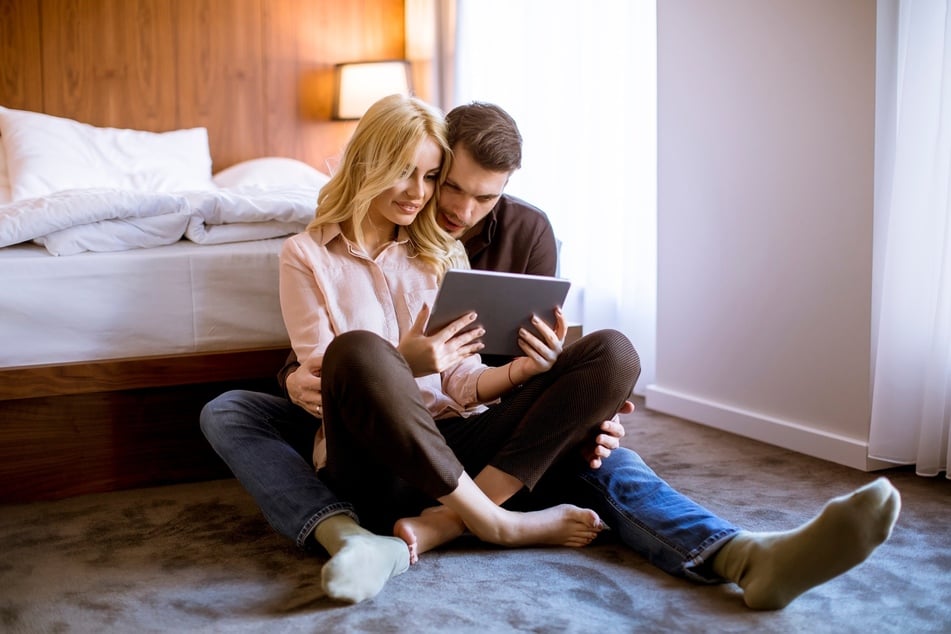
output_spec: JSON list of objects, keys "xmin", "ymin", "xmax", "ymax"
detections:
[
  {"xmin": 398, "ymin": 304, "xmax": 485, "ymax": 377},
  {"xmin": 513, "ymin": 306, "xmax": 568, "ymax": 378},
  {"xmin": 475, "ymin": 307, "xmax": 568, "ymax": 402}
]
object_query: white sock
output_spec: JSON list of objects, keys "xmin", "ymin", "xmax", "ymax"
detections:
[
  {"xmin": 312, "ymin": 515, "xmax": 410, "ymax": 604},
  {"xmin": 712, "ymin": 477, "xmax": 901, "ymax": 610}
]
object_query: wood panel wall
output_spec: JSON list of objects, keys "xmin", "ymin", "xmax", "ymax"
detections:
[{"xmin": 0, "ymin": 0, "xmax": 406, "ymax": 171}]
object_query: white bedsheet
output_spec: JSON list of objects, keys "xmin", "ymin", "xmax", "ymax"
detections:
[{"xmin": 0, "ymin": 238, "xmax": 290, "ymax": 368}]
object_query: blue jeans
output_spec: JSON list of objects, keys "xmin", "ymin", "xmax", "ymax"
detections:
[
  {"xmin": 200, "ymin": 390, "xmax": 357, "ymax": 549},
  {"xmin": 200, "ymin": 389, "xmax": 737, "ymax": 580},
  {"xmin": 517, "ymin": 448, "xmax": 739, "ymax": 583}
]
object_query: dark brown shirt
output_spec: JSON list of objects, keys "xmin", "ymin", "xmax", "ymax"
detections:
[{"xmin": 464, "ymin": 194, "xmax": 557, "ymax": 277}]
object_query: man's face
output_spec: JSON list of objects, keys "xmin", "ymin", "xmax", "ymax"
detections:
[{"xmin": 436, "ymin": 145, "xmax": 511, "ymax": 239}]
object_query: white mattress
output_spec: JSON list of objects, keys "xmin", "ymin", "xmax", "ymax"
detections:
[{"xmin": 0, "ymin": 238, "xmax": 290, "ymax": 368}]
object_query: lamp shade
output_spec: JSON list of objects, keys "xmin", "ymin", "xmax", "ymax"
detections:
[{"xmin": 332, "ymin": 60, "xmax": 413, "ymax": 120}]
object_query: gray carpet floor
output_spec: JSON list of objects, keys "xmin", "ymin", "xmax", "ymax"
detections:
[{"xmin": 2, "ymin": 399, "xmax": 949, "ymax": 633}]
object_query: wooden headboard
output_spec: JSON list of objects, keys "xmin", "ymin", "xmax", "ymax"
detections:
[{"xmin": 0, "ymin": 0, "xmax": 406, "ymax": 171}]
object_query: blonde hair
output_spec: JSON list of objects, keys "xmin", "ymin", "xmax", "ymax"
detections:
[{"xmin": 308, "ymin": 94, "xmax": 457, "ymax": 277}]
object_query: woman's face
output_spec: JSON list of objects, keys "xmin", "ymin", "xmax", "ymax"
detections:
[{"xmin": 367, "ymin": 136, "xmax": 443, "ymax": 229}]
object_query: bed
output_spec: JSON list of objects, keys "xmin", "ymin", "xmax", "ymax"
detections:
[{"xmin": 0, "ymin": 106, "xmax": 330, "ymax": 503}]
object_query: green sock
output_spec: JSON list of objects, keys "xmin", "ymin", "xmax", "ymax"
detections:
[
  {"xmin": 712, "ymin": 477, "xmax": 901, "ymax": 610},
  {"xmin": 312, "ymin": 514, "xmax": 410, "ymax": 603}
]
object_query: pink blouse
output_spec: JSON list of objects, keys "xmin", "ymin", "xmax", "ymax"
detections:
[{"xmin": 279, "ymin": 224, "xmax": 487, "ymax": 419}]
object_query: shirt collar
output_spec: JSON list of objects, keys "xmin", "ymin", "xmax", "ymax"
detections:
[
  {"xmin": 311, "ymin": 222, "xmax": 411, "ymax": 252},
  {"xmin": 463, "ymin": 203, "xmax": 500, "ymax": 257}
]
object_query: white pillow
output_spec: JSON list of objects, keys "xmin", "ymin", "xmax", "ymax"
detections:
[
  {"xmin": 0, "ymin": 136, "xmax": 11, "ymax": 204},
  {"xmin": 213, "ymin": 157, "xmax": 330, "ymax": 191},
  {"xmin": 0, "ymin": 107, "xmax": 216, "ymax": 201}
]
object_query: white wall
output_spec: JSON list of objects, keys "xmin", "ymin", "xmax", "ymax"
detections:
[{"xmin": 647, "ymin": 0, "xmax": 887, "ymax": 470}]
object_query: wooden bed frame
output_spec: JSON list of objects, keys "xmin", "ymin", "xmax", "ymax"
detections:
[
  {"xmin": 0, "ymin": 349, "xmax": 290, "ymax": 503},
  {"xmin": 0, "ymin": 0, "xmax": 408, "ymax": 503}
]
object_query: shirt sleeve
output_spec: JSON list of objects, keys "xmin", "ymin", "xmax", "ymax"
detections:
[
  {"xmin": 278, "ymin": 236, "xmax": 334, "ymax": 369},
  {"xmin": 526, "ymin": 220, "xmax": 558, "ymax": 277},
  {"xmin": 440, "ymin": 352, "xmax": 490, "ymax": 410}
]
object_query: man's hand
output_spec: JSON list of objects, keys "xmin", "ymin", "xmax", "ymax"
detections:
[
  {"xmin": 398, "ymin": 304, "xmax": 485, "ymax": 376},
  {"xmin": 286, "ymin": 357, "xmax": 323, "ymax": 418},
  {"xmin": 582, "ymin": 400, "xmax": 635, "ymax": 469}
]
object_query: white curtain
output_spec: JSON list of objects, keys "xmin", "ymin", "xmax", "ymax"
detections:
[
  {"xmin": 870, "ymin": 0, "xmax": 951, "ymax": 478},
  {"xmin": 451, "ymin": 0, "xmax": 658, "ymax": 392}
]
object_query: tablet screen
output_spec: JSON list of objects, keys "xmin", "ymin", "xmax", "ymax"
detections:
[{"xmin": 424, "ymin": 269, "xmax": 571, "ymax": 357}]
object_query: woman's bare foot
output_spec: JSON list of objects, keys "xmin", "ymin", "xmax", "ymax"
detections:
[
  {"xmin": 394, "ymin": 506, "xmax": 465, "ymax": 564},
  {"xmin": 478, "ymin": 503, "xmax": 603, "ymax": 548},
  {"xmin": 395, "ymin": 503, "xmax": 603, "ymax": 562}
]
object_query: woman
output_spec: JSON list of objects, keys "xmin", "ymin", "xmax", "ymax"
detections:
[{"xmin": 279, "ymin": 94, "xmax": 639, "ymax": 562}]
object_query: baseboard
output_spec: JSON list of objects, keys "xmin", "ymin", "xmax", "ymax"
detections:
[{"xmin": 644, "ymin": 384, "xmax": 895, "ymax": 472}]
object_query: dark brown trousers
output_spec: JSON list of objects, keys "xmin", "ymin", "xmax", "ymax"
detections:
[{"xmin": 319, "ymin": 328, "xmax": 640, "ymax": 533}]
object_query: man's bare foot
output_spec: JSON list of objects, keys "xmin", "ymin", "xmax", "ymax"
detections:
[{"xmin": 394, "ymin": 506, "xmax": 465, "ymax": 564}]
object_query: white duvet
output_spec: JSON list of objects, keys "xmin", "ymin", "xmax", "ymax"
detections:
[
  {"xmin": 0, "ymin": 107, "xmax": 330, "ymax": 256},
  {"xmin": 0, "ymin": 185, "xmax": 319, "ymax": 256}
]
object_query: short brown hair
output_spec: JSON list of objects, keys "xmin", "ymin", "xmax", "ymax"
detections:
[{"xmin": 446, "ymin": 102, "xmax": 522, "ymax": 172}]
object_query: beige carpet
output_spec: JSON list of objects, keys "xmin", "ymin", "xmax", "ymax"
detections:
[{"xmin": 2, "ymin": 399, "xmax": 948, "ymax": 633}]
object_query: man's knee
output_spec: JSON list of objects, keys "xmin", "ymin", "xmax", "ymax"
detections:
[{"xmin": 200, "ymin": 389, "xmax": 258, "ymax": 439}]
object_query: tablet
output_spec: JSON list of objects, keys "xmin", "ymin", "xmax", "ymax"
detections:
[{"xmin": 424, "ymin": 269, "xmax": 571, "ymax": 357}]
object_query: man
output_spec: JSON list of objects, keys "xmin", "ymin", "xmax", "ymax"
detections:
[{"xmin": 202, "ymin": 102, "xmax": 899, "ymax": 610}]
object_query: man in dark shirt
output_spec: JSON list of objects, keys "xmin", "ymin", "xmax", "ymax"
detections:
[
  {"xmin": 437, "ymin": 104, "xmax": 557, "ymax": 276},
  {"xmin": 202, "ymin": 102, "xmax": 899, "ymax": 611}
]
